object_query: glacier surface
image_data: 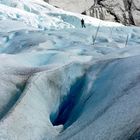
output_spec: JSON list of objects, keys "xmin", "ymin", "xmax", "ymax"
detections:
[{"xmin": 0, "ymin": 0, "xmax": 140, "ymax": 140}]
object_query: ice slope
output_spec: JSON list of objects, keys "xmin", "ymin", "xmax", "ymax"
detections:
[
  {"xmin": 0, "ymin": 0, "xmax": 140, "ymax": 140},
  {"xmin": 56, "ymin": 56, "xmax": 140, "ymax": 140}
]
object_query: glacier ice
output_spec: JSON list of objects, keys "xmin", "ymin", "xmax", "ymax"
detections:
[{"xmin": 0, "ymin": 0, "xmax": 140, "ymax": 140}]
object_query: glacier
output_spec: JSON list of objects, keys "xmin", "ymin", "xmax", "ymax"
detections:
[{"xmin": 0, "ymin": 0, "xmax": 140, "ymax": 140}]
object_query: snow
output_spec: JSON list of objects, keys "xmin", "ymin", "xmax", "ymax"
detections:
[{"xmin": 0, "ymin": 0, "xmax": 140, "ymax": 140}]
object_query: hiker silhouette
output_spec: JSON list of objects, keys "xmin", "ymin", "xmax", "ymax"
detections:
[{"xmin": 81, "ymin": 18, "xmax": 86, "ymax": 28}]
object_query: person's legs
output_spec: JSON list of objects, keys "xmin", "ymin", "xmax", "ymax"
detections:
[{"xmin": 81, "ymin": 23, "xmax": 86, "ymax": 28}]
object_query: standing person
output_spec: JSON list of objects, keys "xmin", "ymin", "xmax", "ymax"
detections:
[{"xmin": 81, "ymin": 18, "xmax": 86, "ymax": 28}]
